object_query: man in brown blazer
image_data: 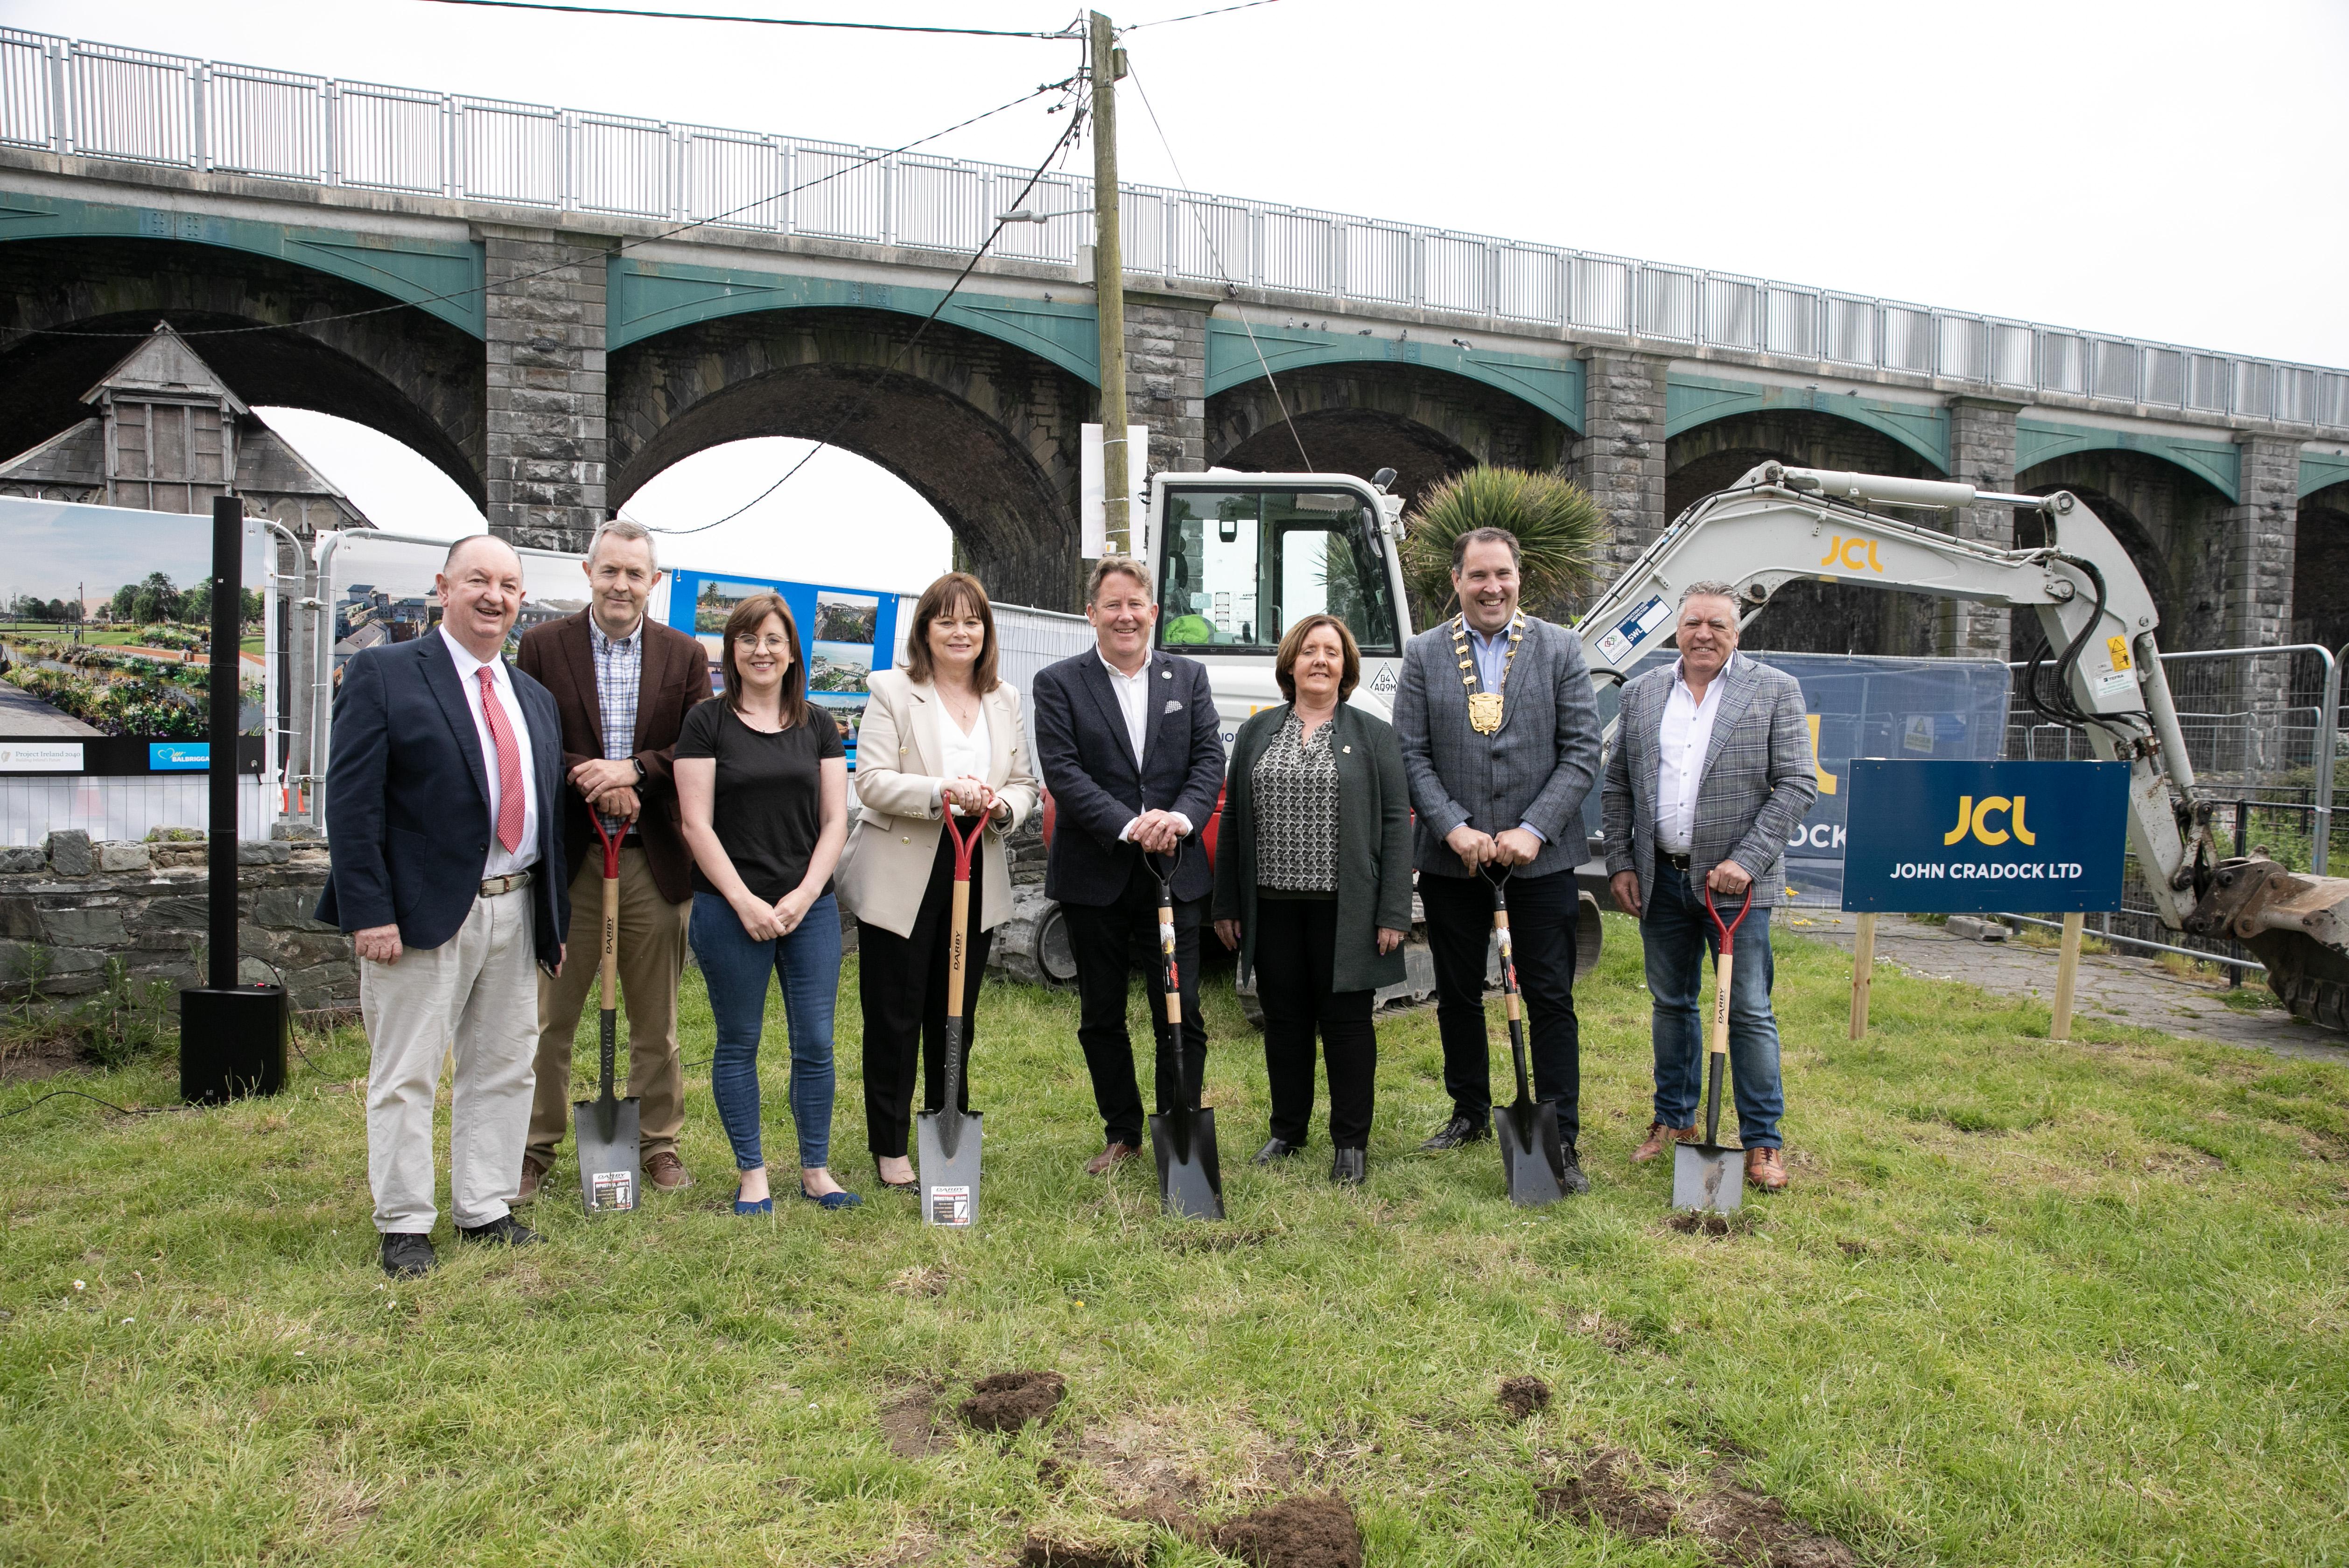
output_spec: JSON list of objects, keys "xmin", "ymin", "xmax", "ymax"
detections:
[{"xmin": 514, "ymin": 518, "xmax": 711, "ymax": 1199}]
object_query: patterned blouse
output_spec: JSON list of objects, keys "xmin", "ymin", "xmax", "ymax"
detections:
[{"xmin": 1252, "ymin": 709, "xmax": 1341, "ymax": 893}]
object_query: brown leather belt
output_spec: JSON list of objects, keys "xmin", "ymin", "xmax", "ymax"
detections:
[{"xmin": 479, "ymin": 870, "xmax": 534, "ymax": 898}]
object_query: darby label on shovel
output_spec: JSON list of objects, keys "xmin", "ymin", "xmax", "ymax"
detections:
[
  {"xmin": 928, "ymin": 1185, "xmax": 973, "ymax": 1227},
  {"xmin": 588, "ymin": 1169, "xmax": 636, "ymax": 1213}
]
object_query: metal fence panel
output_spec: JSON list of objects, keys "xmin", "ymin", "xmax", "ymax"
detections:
[
  {"xmin": 335, "ymin": 80, "xmax": 444, "ymax": 194},
  {"xmin": 1571, "ymin": 254, "xmax": 1632, "ymax": 334},
  {"xmin": 2143, "ymin": 347, "xmax": 2184, "ymax": 407},
  {"xmin": 2039, "ymin": 330, "xmax": 2088, "ymax": 395},
  {"xmin": 0, "ymin": 776, "xmax": 276, "ymax": 846},
  {"xmin": 1636, "ymin": 264, "xmax": 1698, "ymax": 342},
  {"xmin": 682, "ymin": 126, "xmax": 780, "ymax": 230},
  {"xmin": 992, "ymin": 171, "xmax": 1080, "ymax": 263},
  {"xmin": 1824, "ymin": 294, "xmax": 1875, "ymax": 367},
  {"xmin": 1340, "ymin": 219, "xmax": 1414, "ymax": 304},
  {"xmin": 1989, "ymin": 322, "xmax": 2034, "ymax": 386},
  {"xmin": 1882, "ymin": 304, "xmax": 1933, "ymax": 373},
  {"xmin": 991, "ymin": 602, "xmax": 1093, "ymax": 707},
  {"xmin": 205, "ymin": 63, "xmax": 326, "ymax": 182},
  {"xmin": 67, "ymin": 41, "xmax": 195, "ymax": 165},
  {"xmin": 1705, "ymin": 274, "xmax": 1763, "ymax": 350},
  {"xmin": 456, "ymin": 96, "xmax": 558, "ymax": 205},
  {"xmin": 0, "ymin": 31, "xmax": 51, "ymax": 148},
  {"xmin": 1262, "ymin": 210, "xmax": 1333, "ymax": 294},
  {"xmin": 2188, "ymin": 353, "xmax": 2230, "ymax": 412},
  {"xmin": 1491, "ymin": 245, "xmax": 1562, "ymax": 323},
  {"xmin": 1174, "ymin": 195, "xmax": 1250, "ymax": 285},
  {"xmin": 1117, "ymin": 185, "xmax": 1168, "ymax": 276},
  {"xmin": 1423, "ymin": 233, "xmax": 1486, "ymax": 315},
  {"xmin": 2235, "ymin": 358, "xmax": 2272, "ymax": 420},
  {"xmin": 792, "ymin": 140, "xmax": 885, "ymax": 242},
  {"xmin": 572, "ymin": 112, "xmax": 667, "ymax": 217},
  {"xmin": 895, "ymin": 155, "xmax": 987, "ymax": 253},
  {"xmin": 1765, "ymin": 285, "xmax": 1818, "ymax": 359}
]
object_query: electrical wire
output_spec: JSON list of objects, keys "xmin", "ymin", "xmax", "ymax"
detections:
[
  {"xmin": 1122, "ymin": 0, "xmax": 1284, "ymax": 27},
  {"xmin": 0, "ymin": 1088, "xmax": 180, "ymax": 1122},
  {"xmin": 0, "ymin": 74, "xmax": 1078, "ymax": 343},
  {"xmin": 638, "ymin": 90, "xmax": 1090, "ymax": 535},
  {"xmin": 1122, "ymin": 59, "xmax": 1311, "ymax": 470},
  {"xmin": 413, "ymin": 0, "xmax": 1079, "ymax": 37}
]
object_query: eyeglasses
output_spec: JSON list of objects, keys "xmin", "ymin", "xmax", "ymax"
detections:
[{"xmin": 733, "ymin": 633, "xmax": 792, "ymax": 652}]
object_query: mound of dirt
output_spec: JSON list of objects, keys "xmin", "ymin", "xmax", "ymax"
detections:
[
  {"xmin": 1537, "ymin": 1450, "xmax": 1676, "ymax": 1539},
  {"xmin": 1208, "ymin": 1492, "xmax": 1363, "ymax": 1568},
  {"xmin": 1016, "ymin": 1537, "xmax": 1132, "ymax": 1568},
  {"xmin": 959, "ymin": 1371, "xmax": 1066, "ymax": 1433},
  {"xmin": 1497, "ymin": 1375, "xmax": 1552, "ymax": 1421},
  {"xmin": 1675, "ymin": 1484, "xmax": 1858, "ymax": 1568},
  {"xmin": 1667, "ymin": 1211, "xmax": 1733, "ymax": 1236}
]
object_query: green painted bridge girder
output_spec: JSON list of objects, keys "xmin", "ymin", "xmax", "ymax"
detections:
[
  {"xmin": 2014, "ymin": 416, "xmax": 2239, "ymax": 501},
  {"xmin": 607, "ymin": 257, "xmax": 1104, "ymax": 382},
  {"xmin": 0, "ymin": 191, "xmax": 485, "ymax": 336},
  {"xmin": 1665, "ymin": 374, "xmax": 1950, "ymax": 472},
  {"xmin": 1202, "ymin": 321, "xmax": 1584, "ymax": 432},
  {"xmin": 2300, "ymin": 450, "xmax": 2349, "ymax": 501}
]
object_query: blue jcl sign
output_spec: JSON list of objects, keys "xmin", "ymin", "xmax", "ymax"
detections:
[{"xmin": 1840, "ymin": 759, "xmax": 2129, "ymax": 914}]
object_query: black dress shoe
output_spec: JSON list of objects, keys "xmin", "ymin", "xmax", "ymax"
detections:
[
  {"xmin": 1330, "ymin": 1147, "xmax": 1366, "ymax": 1186},
  {"xmin": 1252, "ymin": 1137, "xmax": 1302, "ymax": 1165},
  {"xmin": 456, "ymin": 1214, "xmax": 542, "ymax": 1247},
  {"xmin": 1419, "ymin": 1114, "xmax": 1491, "ymax": 1151},
  {"xmin": 1558, "ymin": 1142, "xmax": 1590, "ymax": 1196},
  {"xmin": 380, "ymin": 1232, "xmax": 436, "ymax": 1278}
]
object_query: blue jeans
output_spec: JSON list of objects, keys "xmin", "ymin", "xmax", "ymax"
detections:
[
  {"xmin": 1642, "ymin": 867, "xmax": 1783, "ymax": 1148},
  {"xmin": 690, "ymin": 891, "xmax": 842, "ymax": 1172}
]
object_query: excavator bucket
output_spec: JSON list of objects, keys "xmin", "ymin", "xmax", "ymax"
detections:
[{"xmin": 2186, "ymin": 857, "xmax": 2349, "ymax": 1028}]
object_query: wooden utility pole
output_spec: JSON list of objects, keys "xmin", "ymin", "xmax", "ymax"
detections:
[{"xmin": 1089, "ymin": 10, "xmax": 1130, "ymax": 555}]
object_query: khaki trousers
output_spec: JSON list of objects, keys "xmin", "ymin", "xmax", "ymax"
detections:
[
  {"xmin": 526, "ymin": 847, "xmax": 691, "ymax": 1162},
  {"xmin": 362, "ymin": 885, "xmax": 540, "ymax": 1233}
]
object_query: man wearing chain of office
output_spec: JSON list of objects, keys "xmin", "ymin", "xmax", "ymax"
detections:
[{"xmin": 1392, "ymin": 525, "xmax": 1603, "ymax": 1186}]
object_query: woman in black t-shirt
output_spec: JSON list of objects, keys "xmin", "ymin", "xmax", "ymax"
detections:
[{"xmin": 676, "ymin": 591, "xmax": 859, "ymax": 1212}]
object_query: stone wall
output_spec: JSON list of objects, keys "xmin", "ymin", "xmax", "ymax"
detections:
[
  {"xmin": 481, "ymin": 226, "xmax": 610, "ymax": 553},
  {"xmin": 0, "ymin": 829, "xmax": 350, "ymax": 1013}
]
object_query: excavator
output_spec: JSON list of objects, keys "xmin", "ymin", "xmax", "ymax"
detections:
[
  {"xmin": 1006, "ymin": 460, "xmax": 2349, "ymax": 1030},
  {"xmin": 1573, "ymin": 461, "xmax": 2349, "ymax": 1029}
]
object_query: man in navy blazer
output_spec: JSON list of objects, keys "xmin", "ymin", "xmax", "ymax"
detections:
[
  {"xmin": 319, "ymin": 535, "xmax": 568, "ymax": 1278},
  {"xmin": 1031, "ymin": 556, "xmax": 1224, "ymax": 1175}
]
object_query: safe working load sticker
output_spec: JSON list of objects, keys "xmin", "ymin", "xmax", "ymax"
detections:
[
  {"xmin": 1592, "ymin": 596, "xmax": 1670, "ymax": 665},
  {"xmin": 1839, "ymin": 759, "xmax": 2127, "ymax": 915}
]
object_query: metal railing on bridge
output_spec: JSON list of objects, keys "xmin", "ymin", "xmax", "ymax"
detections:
[{"xmin": 4, "ymin": 27, "xmax": 2346, "ymax": 432}]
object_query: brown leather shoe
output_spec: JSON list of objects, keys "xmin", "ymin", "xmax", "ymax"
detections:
[
  {"xmin": 1745, "ymin": 1147, "xmax": 1789, "ymax": 1191},
  {"xmin": 645, "ymin": 1151, "xmax": 693, "ymax": 1192},
  {"xmin": 1631, "ymin": 1122, "xmax": 1696, "ymax": 1164},
  {"xmin": 1085, "ymin": 1141, "xmax": 1140, "ymax": 1176},
  {"xmin": 516, "ymin": 1153, "xmax": 550, "ymax": 1205}
]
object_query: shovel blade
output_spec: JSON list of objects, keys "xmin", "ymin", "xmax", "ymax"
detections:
[
  {"xmin": 1149, "ymin": 1105, "xmax": 1225, "ymax": 1220},
  {"xmin": 915, "ymin": 1108, "xmax": 982, "ymax": 1228},
  {"xmin": 1493, "ymin": 1099, "xmax": 1569, "ymax": 1207},
  {"xmin": 1672, "ymin": 1141, "xmax": 1745, "ymax": 1214},
  {"xmin": 573, "ymin": 1094, "xmax": 642, "ymax": 1215}
]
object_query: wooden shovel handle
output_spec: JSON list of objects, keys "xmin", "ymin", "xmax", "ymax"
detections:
[{"xmin": 1709, "ymin": 949, "xmax": 1734, "ymax": 1059}]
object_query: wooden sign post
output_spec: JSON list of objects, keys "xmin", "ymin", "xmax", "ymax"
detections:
[
  {"xmin": 2050, "ymin": 910, "xmax": 2085, "ymax": 1041},
  {"xmin": 1848, "ymin": 911, "xmax": 1878, "ymax": 1040}
]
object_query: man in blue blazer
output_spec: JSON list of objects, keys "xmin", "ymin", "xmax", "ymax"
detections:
[
  {"xmin": 319, "ymin": 535, "xmax": 568, "ymax": 1278},
  {"xmin": 1031, "ymin": 557, "xmax": 1225, "ymax": 1176}
]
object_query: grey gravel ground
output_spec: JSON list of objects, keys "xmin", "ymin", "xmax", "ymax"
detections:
[{"xmin": 1784, "ymin": 908, "xmax": 2349, "ymax": 1065}]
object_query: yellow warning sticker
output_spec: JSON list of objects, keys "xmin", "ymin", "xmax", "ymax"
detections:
[{"xmin": 2106, "ymin": 635, "xmax": 2133, "ymax": 672}]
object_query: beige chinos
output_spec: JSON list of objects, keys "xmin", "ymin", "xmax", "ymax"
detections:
[
  {"xmin": 526, "ymin": 847, "xmax": 692, "ymax": 1160},
  {"xmin": 362, "ymin": 885, "xmax": 541, "ymax": 1233}
]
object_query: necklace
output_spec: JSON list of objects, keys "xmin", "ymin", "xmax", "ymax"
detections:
[{"xmin": 1453, "ymin": 611, "xmax": 1525, "ymax": 735}]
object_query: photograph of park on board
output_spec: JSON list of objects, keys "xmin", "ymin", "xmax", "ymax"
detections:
[{"xmin": 0, "ymin": 498, "xmax": 263, "ymax": 738}]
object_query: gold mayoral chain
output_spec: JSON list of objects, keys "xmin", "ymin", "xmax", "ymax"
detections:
[{"xmin": 1453, "ymin": 611, "xmax": 1525, "ymax": 735}]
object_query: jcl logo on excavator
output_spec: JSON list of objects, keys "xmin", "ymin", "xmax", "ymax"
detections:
[
  {"xmin": 1943, "ymin": 794, "xmax": 2035, "ymax": 847},
  {"xmin": 1819, "ymin": 536, "xmax": 1884, "ymax": 574}
]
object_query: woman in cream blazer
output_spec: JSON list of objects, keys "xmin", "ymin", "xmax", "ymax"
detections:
[{"xmin": 838, "ymin": 572, "xmax": 1039, "ymax": 1190}]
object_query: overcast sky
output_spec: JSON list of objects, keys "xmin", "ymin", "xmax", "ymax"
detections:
[{"xmin": 13, "ymin": 0, "xmax": 2345, "ymax": 581}]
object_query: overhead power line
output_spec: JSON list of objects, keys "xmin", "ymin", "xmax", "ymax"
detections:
[
  {"xmin": 413, "ymin": 0, "xmax": 1078, "ymax": 37},
  {"xmin": 1122, "ymin": 0, "xmax": 1285, "ymax": 29}
]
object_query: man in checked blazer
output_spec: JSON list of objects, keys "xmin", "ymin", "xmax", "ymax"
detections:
[
  {"xmin": 1392, "ymin": 527, "xmax": 1603, "ymax": 1185},
  {"xmin": 1601, "ymin": 581, "xmax": 1816, "ymax": 1191}
]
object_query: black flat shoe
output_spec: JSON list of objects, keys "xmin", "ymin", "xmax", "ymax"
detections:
[
  {"xmin": 380, "ymin": 1232, "xmax": 436, "ymax": 1278},
  {"xmin": 1331, "ymin": 1147, "xmax": 1367, "ymax": 1186},
  {"xmin": 1558, "ymin": 1143, "xmax": 1590, "ymax": 1196},
  {"xmin": 1252, "ymin": 1137, "xmax": 1302, "ymax": 1165},
  {"xmin": 1419, "ymin": 1114, "xmax": 1491, "ymax": 1151},
  {"xmin": 456, "ymin": 1214, "xmax": 542, "ymax": 1247}
]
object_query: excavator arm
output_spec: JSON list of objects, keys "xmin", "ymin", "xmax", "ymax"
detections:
[{"xmin": 1579, "ymin": 461, "xmax": 2349, "ymax": 1027}]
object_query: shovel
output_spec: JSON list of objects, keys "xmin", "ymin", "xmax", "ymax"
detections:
[
  {"xmin": 917, "ymin": 792, "xmax": 993, "ymax": 1229},
  {"xmin": 574, "ymin": 811, "xmax": 641, "ymax": 1216},
  {"xmin": 1482, "ymin": 865, "xmax": 1570, "ymax": 1207},
  {"xmin": 1673, "ymin": 880, "xmax": 1753, "ymax": 1215},
  {"xmin": 1144, "ymin": 843, "xmax": 1224, "ymax": 1220}
]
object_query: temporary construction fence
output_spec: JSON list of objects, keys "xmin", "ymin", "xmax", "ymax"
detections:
[{"xmin": 2001, "ymin": 642, "xmax": 2349, "ymax": 979}]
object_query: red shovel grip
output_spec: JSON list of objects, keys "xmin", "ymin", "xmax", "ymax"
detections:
[
  {"xmin": 588, "ymin": 805, "xmax": 622, "ymax": 879},
  {"xmin": 1703, "ymin": 877, "xmax": 1754, "ymax": 954},
  {"xmin": 942, "ymin": 785, "xmax": 995, "ymax": 881}
]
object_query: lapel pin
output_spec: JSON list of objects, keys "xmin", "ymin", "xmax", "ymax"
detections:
[{"xmin": 1342, "ymin": 745, "xmax": 1351, "ymax": 753}]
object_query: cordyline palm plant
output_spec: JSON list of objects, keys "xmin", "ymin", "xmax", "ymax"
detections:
[{"xmin": 1399, "ymin": 467, "xmax": 1605, "ymax": 626}]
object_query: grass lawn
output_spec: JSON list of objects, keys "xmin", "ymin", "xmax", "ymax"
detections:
[{"xmin": 3, "ymin": 917, "xmax": 2346, "ymax": 1565}]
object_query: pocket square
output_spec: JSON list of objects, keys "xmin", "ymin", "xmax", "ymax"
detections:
[{"xmin": 1164, "ymin": 699, "xmax": 1184, "ymax": 714}]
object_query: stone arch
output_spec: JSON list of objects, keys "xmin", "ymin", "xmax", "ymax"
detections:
[
  {"xmin": 2294, "ymin": 480, "xmax": 2349, "ymax": 656},
  {"xmin": 609, "ymin": 308, "xmax": 1090, "ymax": 610},
  {"xmin": 1206, "ymin": 362, "xmax": 1571, "ymax": 513},
  {"xmin": 1667, "ymin": 409, "xmax": 1944, "ymax": 656},
  {"xmin": 0, "ymin": 236, "xmax": 484, "ymax": 503},
  {"xmin": 2016, "ymin": 448, "xmax": 2234, "ymax": 653}
]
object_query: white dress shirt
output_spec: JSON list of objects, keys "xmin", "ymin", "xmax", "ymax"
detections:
[
  {"xmin": 440, "ymin": 626, "xmax": 540, "ymax": 877},
  {"xmin": 1654, "ymin": 654, "xmax": 1731, "ymax": 857},
  {"xmin": 1100, "ymin": 651, "xmax": 1191, "ymax": 840},
  {"xmin": 937, "ymin": 700, "xmax": 992, "ymax": 815}
]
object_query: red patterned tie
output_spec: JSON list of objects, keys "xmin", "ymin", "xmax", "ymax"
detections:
[{"xmin": 477, "ymin": 666, "xmax": 526, "ymax": 854}]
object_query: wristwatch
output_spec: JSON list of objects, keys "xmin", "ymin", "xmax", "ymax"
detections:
[{"xmin": 630, "ymin": 757, "xmax": 646, "ymax": 783}]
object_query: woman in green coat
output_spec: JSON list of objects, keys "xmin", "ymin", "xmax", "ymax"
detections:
[{"xmin": 1213, "ymin": 614, "xmax": 1414, "ymax": 1185}]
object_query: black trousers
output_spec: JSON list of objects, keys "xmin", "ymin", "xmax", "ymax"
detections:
[
  {"xmin": 858, "ymin": 831, "xmax": 993, "ymax": 1160},
  {"xmin": 1420, "ymin": 867, "xmax": 1582, "ymax": 1144},
  {"xmin": 1066, "ymin": 859, "xmax": 1209, "ymax": 1148},
  {"xmin": 1254, "ymin": 893, "xmax": 1376, "ymax": 1150}
]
